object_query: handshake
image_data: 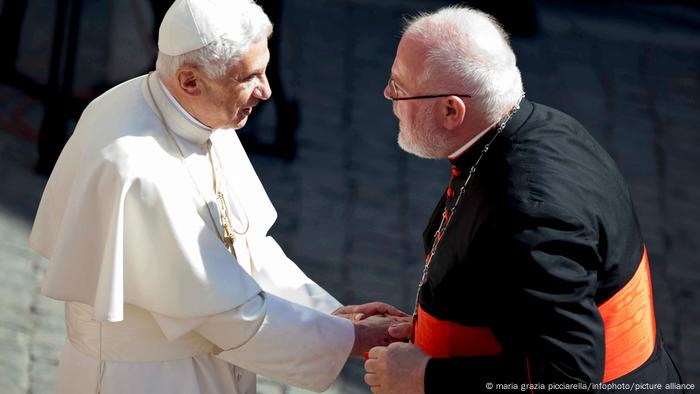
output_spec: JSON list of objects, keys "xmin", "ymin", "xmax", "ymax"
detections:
[
  {"xmin": 333, "ymin": 302, "xmax": 430, "ymax": 394},
  {"xmin": 333, "ymin": 301, "xmax": 413, "ymax": 355}
]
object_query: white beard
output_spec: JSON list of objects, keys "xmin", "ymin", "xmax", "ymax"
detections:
[{"xmin": 397, "ymin": 104, "xmax": 452, "ymax": 159}]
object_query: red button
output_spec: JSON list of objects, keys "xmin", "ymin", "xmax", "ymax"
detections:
[{"xmin": 451, "ymin": 166, "xmax": 461, "ymax": 177}]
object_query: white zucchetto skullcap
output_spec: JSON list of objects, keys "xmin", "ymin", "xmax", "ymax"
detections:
[{"xmin": 158, "ymin": 0, "xmax": 250, "ymax": 56}]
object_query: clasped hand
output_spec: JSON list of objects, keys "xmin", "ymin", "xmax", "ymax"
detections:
[
  {"xmin": 333, "ymin": 302, "xmax": 411, "ymax": 355},
  {"xmin": 333, "ymin": 302, "xmax": 429, "ymax": 394}
]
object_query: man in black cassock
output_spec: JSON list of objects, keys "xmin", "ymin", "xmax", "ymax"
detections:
[{"xmin": 344, "ymin": 5, "xmax": 684, "ymax": 394}]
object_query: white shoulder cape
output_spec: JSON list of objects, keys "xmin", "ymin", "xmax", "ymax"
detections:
[{"xmin": 29, "ymin": 74, "xmax": 323, "ymax": 322}]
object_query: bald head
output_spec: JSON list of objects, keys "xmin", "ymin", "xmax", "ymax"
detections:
[{"xmin": 403, "ymin": 6, "xmax": 524, "ymax": 123}]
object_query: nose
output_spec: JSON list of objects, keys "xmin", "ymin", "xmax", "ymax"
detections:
[
  {"xmin": 254, "ymin": 74, "xmax": 272, "ymax": 101},
  {"xmin": 383, "ymin": 82, "xmax": 392, "ymax": 100}
]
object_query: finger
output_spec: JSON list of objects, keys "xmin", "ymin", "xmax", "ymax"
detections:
[
  {"xmin": 333, "ymin": 305, "xmax": 358, "ymax": 315},
  {"xmin": 368, "ymin": 345, "xmax": 386, "ymax": 360},
  {"xmin": 365, "ymin": 302, "xmax": 408, "ymax": 317},
  {"xmin": 332, "ymin": 307, "xmax": 348, "ymax": 316},
  {"xmin": 364, "ymin": 359, "xmax": 378, "ymax": 373},
  {"xmin": 388, "ymin": 322, "xmax": 412, "ymax": 339},
  {"xmin": 364, "ymin": 372, "xmax": 381, "ymax": 386},
  {"xmin": 380, "ymin": 303, "xmax": 409, "ymax": 317},
  {"xmin": 391, "ymin": 315, "xmax": 413, "ymax": 323},
  {"xmin": 370, "ymin": 386, "xmax": 381, "ymax": 394},
  {"xmin": 334, "ymin": 304, "xmax": 388, "ymax": 319}
]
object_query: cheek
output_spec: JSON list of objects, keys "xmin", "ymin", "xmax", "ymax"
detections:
[
  {"xmin": 394, "ymin": 103, "xmax": 408, "ymax": 120},
  {"xmin": 232, "ymin": 90, "xmax": 252, "ymax": 109},
  {"xmin": 398, "ymin": 103, "xmax": 418, "ymax": 124},
  {"xmin": 208, "ymin": 90, "xmax": 230, "ymax": 113}
]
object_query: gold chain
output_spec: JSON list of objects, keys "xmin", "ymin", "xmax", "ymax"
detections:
[
  {"xmin": 208, "ymin": 142, "xmax": 251, "ymax": 250},
  {"xmin": 208, "ymin": 143, "xmax": 250, "ymax": 236},
  {"xmin": 145, "ymin": 72, "xmax": 249, "ymax": 252}
]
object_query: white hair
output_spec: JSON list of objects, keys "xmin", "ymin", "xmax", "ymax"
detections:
[
  {"xmin": 156, "ymin": 0, "xmax": 272, "ymax": 80},
  {"xmin": 404, "ymin": 6, "xmax": 524, "ymax": 123}
]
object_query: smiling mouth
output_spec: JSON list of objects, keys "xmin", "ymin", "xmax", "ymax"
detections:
[{"xmin": 240, "ymin": 107, "xmax": 252, "ymax": 117}]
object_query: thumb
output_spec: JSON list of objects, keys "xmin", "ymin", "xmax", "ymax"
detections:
[{"xmin": 388, "ymin": 322, "xmax": 412, "ymax": 339}]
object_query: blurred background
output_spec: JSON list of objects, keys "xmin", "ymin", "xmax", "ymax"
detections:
[{"xmin": 0, "ymin": 0, "xmax": 698, "ymax": 392}]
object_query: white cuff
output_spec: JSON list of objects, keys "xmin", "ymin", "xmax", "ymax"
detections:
[{"xmin": 216, "ymin": 292, "xmax": 354, "ymax": 392}]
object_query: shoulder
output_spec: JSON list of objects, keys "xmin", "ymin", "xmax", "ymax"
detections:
[
  {"xmin": 503, "ymin": 103, "xmax": 614, "ymax": 196},
  {"xmin": 498, "ymin": 102, "xmax": 622, "ymax": 220},
  {"xmin": 71, "ymin": 75, "xmax": 171, "ymax": 180},
  {"xmin": 76, "ymin": 75, "xmax": 161, "ymax": 146},
  {"xmin": 504, "ymin": 102, "xmax": 597, "ymax": 173},
  {"xmin": 81, "ymin": 75, "xmax": 148, "ymax": 120},
  {"xmin": 64, "ymin": 81, "xmax": 174, "ymax": 194}
]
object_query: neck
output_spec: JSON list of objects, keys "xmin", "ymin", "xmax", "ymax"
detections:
[
  {"xmin": 448, "ymin": 120, "xmax": 498, "ymax": 159},
  {"xmin": 158, "ymin": 75, "xmax": 211, "ymax": 129},
  {"xmin": 448, "ymin": 98, "xmax": 523, "ymax": 159}
]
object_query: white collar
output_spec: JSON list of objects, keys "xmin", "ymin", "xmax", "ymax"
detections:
[
  {"xmin": 448, "ymin": 120, "xmax": 499, "ymax": 160},
  {"xmin": 157, "ymin": 78, "xmax": 211, "ymax": 130},
  {"xmin": 142, "ymin": 71, "xmax": 214, "ymax": 145}
]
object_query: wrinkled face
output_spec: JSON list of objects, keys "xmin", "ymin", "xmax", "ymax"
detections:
[
  {"xmin": 199, "ymin": 39, "xmax": 271, "ymax": 129},
  {"xmin": 397, "ymin": 102, "xmax": 449, "ymax": 159},
  {"xmin": 384, "ymin": 36, "xmax": 451, "ymax": 159}
]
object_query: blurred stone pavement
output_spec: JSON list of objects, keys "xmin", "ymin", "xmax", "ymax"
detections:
[{"xmin": 0, "ymin": 0, "xmax": 698, "ymax": 392}]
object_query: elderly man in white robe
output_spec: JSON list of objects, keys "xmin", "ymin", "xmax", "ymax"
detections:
[{"xmin": 29, "ymin": 0, "xmax": 407, "ymax": 393}]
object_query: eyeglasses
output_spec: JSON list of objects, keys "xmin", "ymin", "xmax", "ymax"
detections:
[{"xmin": 385, "ymin": 78, "xmax": 472, "ymax": 101}]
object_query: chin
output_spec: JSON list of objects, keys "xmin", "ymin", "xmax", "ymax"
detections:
[
  {"xmin": 232, "ymin": 116, "xmax": 249, "ymax": 130},
  {"xmin": 398, "ymin": 128, "xmax": 447, "ymax": 159}
]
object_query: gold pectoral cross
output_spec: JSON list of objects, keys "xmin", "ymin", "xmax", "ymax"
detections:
[
  {"xmin": 223, "ymin": 231, "xmax": 235, "ymax": 252},
  {"xmin": 216, "ymin": 191, "xmax": 236, "ymax": 254}
]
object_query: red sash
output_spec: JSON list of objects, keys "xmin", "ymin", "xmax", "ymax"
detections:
[
  {"xmin": 414, "ymin": 305, "xmax": 502, "ymax": 358},
  {"xmin": 414, "ymin": 247, "xmax": 656, "ymax": 382},
  {"xmin": 598, "ymin": 247, "xmax": 656, "ymax": 382}
]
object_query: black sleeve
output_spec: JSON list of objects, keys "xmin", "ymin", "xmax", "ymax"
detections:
[{"xmin": 424, "ymin": 200, "xmax": 606, "ymax": 393}]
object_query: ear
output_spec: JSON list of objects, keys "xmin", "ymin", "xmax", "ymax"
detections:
[
  {"xmin": 175, "ymin": 67, "xmax": 202, "ymax": 97},
  {"xmin": 440, "ymin": 96, "xmax": 466, "ymax": 130}
]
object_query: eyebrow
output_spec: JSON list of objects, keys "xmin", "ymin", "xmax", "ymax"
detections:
[{"xmin": 244, "ymin": 63, "xmax": 268, "ymax": 79}]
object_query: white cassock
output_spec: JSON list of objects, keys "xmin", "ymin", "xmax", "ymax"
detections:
[{"xmin": 29, "ymin": 72, "xmax": 355, "ymax": 394}]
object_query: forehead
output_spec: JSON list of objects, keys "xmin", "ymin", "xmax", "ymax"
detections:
[
  {"xmin": 392, "ymin": 35, "xmax": 428, "ymax": 84},
  {"xmin": 230, "ymin": 39, "xmax": 270, "ymax": 74}
]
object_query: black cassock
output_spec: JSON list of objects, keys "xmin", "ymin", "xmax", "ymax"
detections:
[{"xmin": 416, "ymin": 99, "xmax": 683, "ymax": 393}]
